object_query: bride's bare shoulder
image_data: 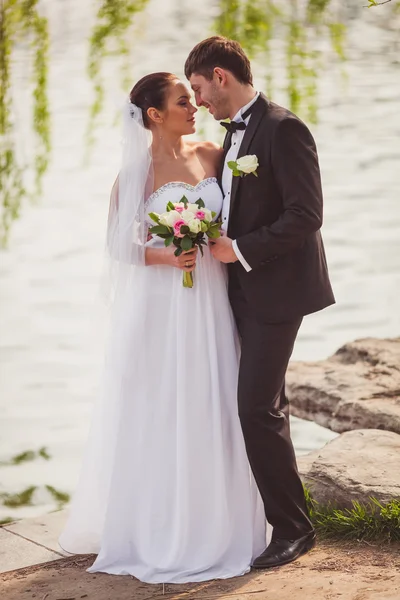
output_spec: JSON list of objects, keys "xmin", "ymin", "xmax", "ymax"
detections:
[
  {"xmin": 190, "ymin": 140, "xmax": 223, "ymax": 155},
  {"xmin": 188, "ymin": 141, "xmax": 223, "ymax": 170}
]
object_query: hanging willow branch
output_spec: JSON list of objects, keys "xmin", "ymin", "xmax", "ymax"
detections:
[
  {"xmin": 86, "ymin": 0, "xmax": 149, "ymax": 149},
  {"xmin": 366, "ymin": 0, "xmax": 392, "ymax": 6},
  {"xmin": 214, "ymin": 0, "xmax": 346, "ymax": 124},
  {"xmin": 0, "ymin": 0, "xmax": 50, "ymax": 246}
]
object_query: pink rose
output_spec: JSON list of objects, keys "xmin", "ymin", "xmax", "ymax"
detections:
[
  {"xmin": 175, "ymin": 206, "xmax": 184, "ymax": 213},
  {"xmin": 173, "ymin": 219, "xmax": 186, "ymax": 237},
  {"xmin": 195, "ymin": 210, "xmax": 206, "ymax": 220}
]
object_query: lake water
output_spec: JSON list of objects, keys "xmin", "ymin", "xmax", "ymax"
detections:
[{"xmin": 0, "ymin": 1, "xmax": 399, "ymax": 521}]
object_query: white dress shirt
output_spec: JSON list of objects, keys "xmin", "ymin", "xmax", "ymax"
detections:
[{"xmin": 221, "ymin": 92, "xmax": 260, "ymax": 272}]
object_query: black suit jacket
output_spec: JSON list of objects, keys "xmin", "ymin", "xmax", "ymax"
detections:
[{"xmin": 222, "ymin": 93, "xmax": 335, "ymax": 322}]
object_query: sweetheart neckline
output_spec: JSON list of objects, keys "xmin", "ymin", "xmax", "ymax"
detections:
[{"xmin": 147, "ymin": 177, "xmax": 218, "ymax": 203}]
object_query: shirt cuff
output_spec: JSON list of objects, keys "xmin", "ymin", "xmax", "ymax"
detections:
[{"xmin": 232, "ymin": 239, "xmax": 252, "ymax": 272}]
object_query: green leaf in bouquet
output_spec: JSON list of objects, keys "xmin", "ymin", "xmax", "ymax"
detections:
[
  {"xmin": 166, "ymin": 201, "xmax": 176, "ymax": 212},
  {"xmin": 175, "ymin": 247, "xmax": 183, "ymax": 257},
  {"xmin": 227, "ymin": 161, "xmax": 237, "ymax": 170},
  {"xmin": 180, "ymin": 225, "xmax": 190, "ymax": 235},
  {"xmin": 148, "ymin": 212, "xmax": 160, "ymax": 224},
  {"xmin": 209, "ymin": 221, "xmax": 220, "ymax": 231},
  {"xmin": 207, "ymin": 228, "xmax": 221, "ymax": 239},
  {"xmin": 211, "ymin": 211, "xmax": 216, "ymax": 218},
  {"xmin": 252, "ymin": 171, "xmax": 258, "ymax": 177},
  {"xmin": 195, "ymin": 198, "xmax": 205, "ymax": 209},
  {"xmin": 164, "ymin": 236, "xmax": 174, "ymax": 247},
  {"xmin": 181, "ymin": 236, "xmax": 193, "ymax": 251},
  {"xmin": 149, "ymin": 225, "xmax": 171, "ymax": 235}
]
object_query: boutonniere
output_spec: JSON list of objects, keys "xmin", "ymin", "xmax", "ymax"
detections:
[{"xmin": 228, "ymin": 155, "xmax": 259, "ymax": 178}]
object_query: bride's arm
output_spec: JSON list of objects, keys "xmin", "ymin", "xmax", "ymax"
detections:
[{"xmin": 107, "ymin": 177, "xmax": 196, "ymax": 271}]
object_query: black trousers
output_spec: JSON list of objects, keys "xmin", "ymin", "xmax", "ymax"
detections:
[{"xmin": 229, "ymin": 280, "xmax": 313, "ymax": 540}]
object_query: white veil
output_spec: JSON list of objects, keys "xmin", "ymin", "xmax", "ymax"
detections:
[
  {"xmin": 105, "ymin": 101, "xmax": 153, "ymax": 301},
  {"xmin": 59, "ymin": 102, "xmax": 154, "ymax": 553}
]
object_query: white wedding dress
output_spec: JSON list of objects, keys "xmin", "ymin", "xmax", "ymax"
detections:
[{"xmin": 59, "ymin": 178, "xmax": 267, "ymax": 584}]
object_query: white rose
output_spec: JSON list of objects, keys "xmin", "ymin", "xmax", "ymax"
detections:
[
  {"xmin": 236, "ymin": 154, "xmax": 259, "ymax": 174},
  {"xmin": 186, "ymin": 203, "xmax": 199, "ymax": 214},
  {"xmin": 187, "ymin": 218, "xmax": 201, "ymax": 234},
  {"xmin": 163, "ymin": 210, "xmax": 181, "ymax": 227},
  {"xmin": 158, "ymin": 213, "xmax": 169, "ymax": 226},
  {"xmin": 203, "ymin": 208, "xmax": 213, "ymax": 222},
  {"xmin": 181, "ymin": 209, "xmax": 195, "ymax": 223}
]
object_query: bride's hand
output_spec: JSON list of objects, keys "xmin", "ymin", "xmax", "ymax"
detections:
[{"xmin": 163, "ymin": 246, "xmax": 198, "ymax": 272}]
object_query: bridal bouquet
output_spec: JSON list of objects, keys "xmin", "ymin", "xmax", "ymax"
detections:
[{"xmin": 148, "ymin": 196, "xmax": 221, "ymax": 288}]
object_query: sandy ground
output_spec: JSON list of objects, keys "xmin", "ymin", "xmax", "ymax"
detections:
[{"xmin": 1, "ymin": 541, "xmax": 399, "ymax": 600}]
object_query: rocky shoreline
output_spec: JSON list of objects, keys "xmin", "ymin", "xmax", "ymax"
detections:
[
  {"xmin": 287, "ymin": 337, "xmax": 400, "ymax": 434},
  {"xmin": 288, "ymin": 337, "xmax": 400, "ymax": 508}
]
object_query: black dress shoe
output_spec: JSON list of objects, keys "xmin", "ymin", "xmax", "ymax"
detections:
[{"xmin": 251, "ymin": 531, "xmax": 316, "ymax": 569}]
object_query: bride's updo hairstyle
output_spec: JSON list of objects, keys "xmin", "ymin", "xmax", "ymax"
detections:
[{"xmin": 130, "ymin": 72, "xmax": 178, "ymax": 129}]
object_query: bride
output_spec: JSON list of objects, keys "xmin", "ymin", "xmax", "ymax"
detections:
[{"xmin": 59, "ymin": 72, "xmax": 267, "ymax": 584}]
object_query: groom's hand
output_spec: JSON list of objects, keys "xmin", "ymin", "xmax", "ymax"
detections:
[{"xmin": 209, "ymin": 234, "xmax": 238, "ymax": 264}]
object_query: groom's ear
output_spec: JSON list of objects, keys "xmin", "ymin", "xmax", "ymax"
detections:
[{"xmin": 213, "ymin": 67, "xmax": 228, "ymax": 87}]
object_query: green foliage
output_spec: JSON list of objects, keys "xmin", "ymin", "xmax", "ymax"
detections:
[
  {"xmin": 367, "ymin": 1, "xmax": 393, "ymax": 7},
  {"xmin": 206, "ymin": 223, "xmax": 222, "ymax": 239},
  {"xmin": 45, "ymin": 484, "xmax": 70, "ymax": 507},
  {"xmin": 0, "ymin": 0, "xmax": 50, "ymax": 245},
  {"xmin": 0, "ymin": 517, "xmax": 14, "ymax": 526},
  {"xmin": 305, "ymin": 487, "xmax": 400, "ymax": 542},
  {"xmin": 0, "ymin": 484, "xmax": 70, "ymax": 509},
  {"xmin": 181, "ymin": 235, "xmax": 193, "ymax": 251},
  {"xmin": 38, "ymin": 446, "xmax": 51, "ymax": 460},
  {"xmin": 0, "ymin": 485, "xmax": 37, "ymax": 507},
  {"xmin": 215, "ymin": 0, "xmax": 279, "ymax": 98},
  {"xmin": 148, "ymin": 211, "xmax": 160, "ymax": 224},
  {"xmin": 149, "ymin": 224, "xmax": 170, "ymax": 235},
  {"xmin": 195, "ymin": 198, "xmax": 205, "ymax": 209},
  {"xmin": 87, "ymin": 0, "xmax": 150, "ymax": 149},
  {"xmin": 0, "ymin": 446, "xmax": 51, "ymax": 466},
  {"xmin": 214, "ymin": 0, "xmax": 346, "ymax": 124}
]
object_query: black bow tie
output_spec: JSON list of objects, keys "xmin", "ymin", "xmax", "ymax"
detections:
[
  {"xmin": 220, "ymin": 104, "xmax": 254, "ymax": 135},
  {"xmin": 220, "ymin": 120, "xmax": 246, "ymax": 134}
]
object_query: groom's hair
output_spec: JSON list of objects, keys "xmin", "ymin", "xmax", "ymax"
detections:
[{"xmin": 185, "ymin": 36, "xmax": 253, "ymax": 86}]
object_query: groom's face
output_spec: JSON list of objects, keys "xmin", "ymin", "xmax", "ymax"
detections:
[{"xmin": 189, "ymin": 73, "xmax": 229, "ymax": 121}]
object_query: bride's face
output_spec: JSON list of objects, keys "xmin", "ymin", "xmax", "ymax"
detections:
[{"xmin": 161, "ymin": 81, "xmax": 198, "ymax": 135}]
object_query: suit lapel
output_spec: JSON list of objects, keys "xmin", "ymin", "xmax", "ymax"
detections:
[
  {"xmin": 228, "ymin": 93, "xmax": 269, "ymax": 222},
  {"xmin": 218, "ymin": 131, "xmax": 231, "ymax": 183}
]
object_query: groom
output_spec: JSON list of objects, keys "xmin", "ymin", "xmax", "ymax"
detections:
[{"xmin": 185, "ymin": 37, "xmax": 335, "ymax": 568}]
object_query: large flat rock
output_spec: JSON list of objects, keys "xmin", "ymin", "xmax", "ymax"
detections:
[
  {"xmin": 298, "ymin": 429, "xmax": 400, "ymax": 508},
  {"xmin": 287, "ymin": 337, "xmax": 400, "ymax": 433}
]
